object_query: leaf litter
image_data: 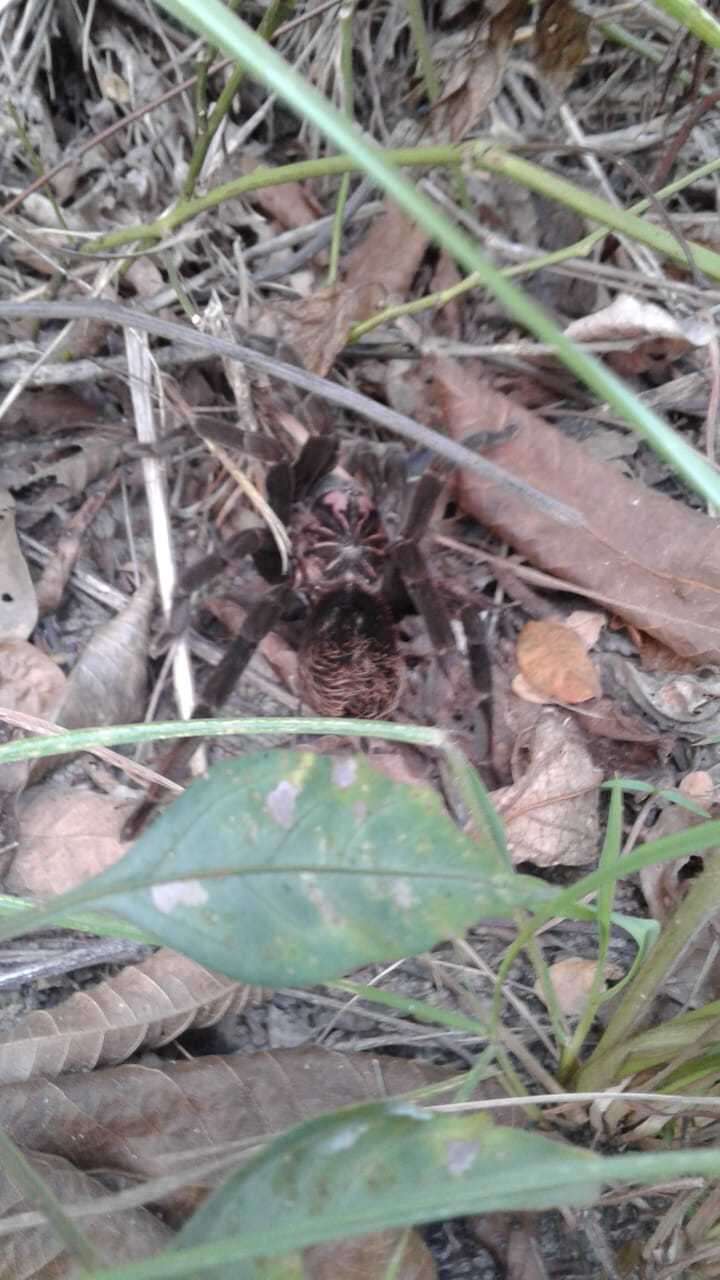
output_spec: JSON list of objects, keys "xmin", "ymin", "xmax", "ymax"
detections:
[{"xmin": 1, "ymin": 0, "xmax": 720, "ymax": 1272}]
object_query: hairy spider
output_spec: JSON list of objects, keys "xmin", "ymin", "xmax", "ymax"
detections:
[
  {"xmin": 186, "ymin": 432, "xmax": 456, "ymax": 723},
  {"xmin": 125, "ymin": 430, "xmax": 487, "ymax": 837}
]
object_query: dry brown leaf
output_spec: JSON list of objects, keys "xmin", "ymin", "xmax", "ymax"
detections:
[
  {"xmin": 516, "ymin": 620, "xmax": 601, "ymax": 703},
  {"xmin": 537, "ymin": 957, "xmax": 624, "ymax": 1018},
  {"xmin": 276, "ymin": 282, "xmax": 383, "ymax": 377},
  {"xmin": 493, "ymin": 710, "xmax": 602, "ymax": 866},
  {"xmin": 534, "ymin": 0, "xmax": 591, "ymax": 89},
  {"xmin": 434, "ymin": 357, "xmax": 720, "ymax": 663},
  {"xmin": 0, "ymin": 641, "xmax": 67, "ymax": 802},
  {"xmin": 571, "ymin": 696, "xmax": 664, "ymax": 746},
  {"xmin": 565, "ymin": 294, "xmax": 712, "ymax": 376},
  {"xmin": 0, "ymin": 1049, "xmax": 502, "ymax": 1225},
  {"xmin": 31, "ymin": 438, "xmax": 123, "ymax": 496},
  {"xmin": 54, "ymin": 576, "xmax": 153, "ymax": 733},
  {"xmin": 0, "ymin": 491, "xmax": 38, "ymax": 641},
  {"xmin": 35, "ymin": 487, "xmax": 114, "ymax": 615},
  {"xmin": 565, "ymin": 610, "xmax": 605, "ymax": 649},
  {"xmin": 277, "ymin": 200, "xmax": 431, "ymax": 377},
  {"xmin": 433, "ymin": 0, "xmax": 524, "ymax": 141},
  {"xmin": 8, "ymin": 787, "xmax": 132, "ymax": 895},
  {"xmin": 0, "ymin": 1149, "xmax": 172, "ymax": 1278},
  {"xmin": 1, "ymin": 390, "xmax": 107, "ymax": 434},
  {"xmin": 306, "ymin": 1228, "xmax": 436, "ymax": 1280},
  {"xmin": 0, "ymin": 949, "xmax": 245, "ymax": 1084},
  {"xmin": 344, "ymin": 202, "xmax": 430, "ymax": 304}
]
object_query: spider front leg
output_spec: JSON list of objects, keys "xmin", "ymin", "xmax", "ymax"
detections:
[
  {"xmin": 124, "ymin": 583, "xmax": 295, "ymax": 838},
  {"xmin": 387, "ymin": 462, "xmax": 456, "ymax": 662}
]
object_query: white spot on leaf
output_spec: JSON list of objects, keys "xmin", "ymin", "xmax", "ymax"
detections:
[
  {"xmin": 390, "ymin": 879, "xmax": 415, "ymax": 910},
  {"xmin": 151, "ymin": 879, "xmax": 208, "ymax": 912},
  {"xmin": 266, "ymin": 779, "xmax": 300, "ymax": 828},
  {"xmin": 320, "ymin": 1122, "xmax": 368, "ymax": 1153},
  {"xmin": 332, "ymin": 757, "xmax": 357, "ymax": 789},
  {"xmin": 446, "ymin": 1140, "xmax": 480, "ymax": 1176}
]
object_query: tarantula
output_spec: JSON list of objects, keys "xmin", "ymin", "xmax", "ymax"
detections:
[
  {"xmin": 183, "ymin": 431, "xmax": 457, "ymax": 724},
  {"xmin": 125, "ymin": 428, "xmax": 491, "ymax": 837}
]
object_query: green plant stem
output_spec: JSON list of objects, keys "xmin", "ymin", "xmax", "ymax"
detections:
[
  {"xmin": 559, "ymin": 784, "xmax": 623, "ymax": 1079},
  {"xmin": 652, "ymin": 0, "xmax": 720, "ymax": 48},
  {"xmin": 0, "ymin": 715, "xmax": 447, "ymax": 765},
  {"xmin": 89, "ymin": 0, "xmax": 720, "ymax": 503},
  {"xmin": 88, "ymin": 145, "xmax": 458, "ymax": 254},
  {"xmin": 577, "ymin": 852, "xmax": 720, "ymax": 1091},
  {"xmin": 350, "ymin": 148, "xmax": 720, "ymax": 339},
  {"xmin": 181, "ymin": 0, "xmax": 292, "ymax": 199},
  {"xmin": 404, "ymin": 0, "xmax": 440, "ymax": 102},
  {"xmin": 327, "ymin": 0, "xmax": 355, "ymax": 284},
  {"xmin": 0, "ymin": 893, "xmax": 150, "ymax": 942},
  {"xmin": 469, "ymin": 141, "xmax": 720, "ymax": 279}
]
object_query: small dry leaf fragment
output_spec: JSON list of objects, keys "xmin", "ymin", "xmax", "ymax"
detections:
[
  {"xmin": 535, "ymin": 0, "xmax": 591, "ymax": 89},
  {"xmin": 8, "ymin": 787, "xmax": 132, "ymax": 895},
  {"xmin": 0, "ymin": 490, "xmax": 38, "ymax": 640},
  {"xmin": 537, "ymin": 956, "xmax": 623, "ymax": 1018},
  {"xmin": 277, "ymin": 282, "xmax": 383, "ymax": 376},
  {"xmin": 494, "ymin": 710, "xmax": 601, "ymax": 866},
  {"xmin": 565, "ymin": 294, "xmax": 712, "ymax": 376},
  {"xmin": 516, "ymin": 619, "xmax": 601, "ymax": 703},
  {"xmin": 0, "ymin": 641, "xmax": 67, "ymax": 802},
  {"xmin": 565, "ymin": 609, "xmax": 605, "ymax": 649},
  {"xmin": 306, "ymin": 1228, "xmax": 436, "ymax": 1280}
]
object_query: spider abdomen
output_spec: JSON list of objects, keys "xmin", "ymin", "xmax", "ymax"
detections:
[{"xmin": 299, "ymin": 585, "xmax": 401, "ymax": 719}]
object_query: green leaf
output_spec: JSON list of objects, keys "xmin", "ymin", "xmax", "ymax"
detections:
[
  {"xmin": 83, "ymin": 750, "xmax": 552, "ymax": 985},
  {"xmin": 176, "ymin": 1102, "xmax": 603, "ymax": 1275}
]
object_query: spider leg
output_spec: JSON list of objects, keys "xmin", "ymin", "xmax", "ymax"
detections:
[
  {"xmin": 171, "ymin": 527, "xmax": 276, "ymax": 633},
  {"xmin": 124, "ymin": 583, "xmax": 295, "ymax": 838},
  {"xmin": 391, "ymin": 538, "xmax": 455, "ymax": 658},
  {"xmin": 199, "ymin": 583, "xmax": 294, "ymax": 711},
  {"xmin": 291, "ymin": 435, "xmax": 339, "ymax": 498},
  {"xmin": 385, "ymin": 457, "xmax": 455, "ymax": 658}
]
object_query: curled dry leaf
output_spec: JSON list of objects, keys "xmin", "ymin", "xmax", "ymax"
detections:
[
  {"xmin": 28, "ymin": 438, "xmax": 123, "ymax": 497},
  {"xmin": 35, "ymin": 487, "xmax": 113, "ymax": 615},
  {"xmin": 515, "ymin": 619, "xmax": 601, "ymax": 704},
  {"xmin": 44, "ymin": 577, "xmax": 153, "ymax": 763},
  {"xmin": 565, "ymin": 610, "xmax": 605, "ymax": 650},
  {"xmin": 537, "ymin": 957, "xmax": 624, "ymax": 1018},
  {"xmin": 8, "ymin": 787, "xmax": 132, "ymax": 896},
  {"xmin": 0, "ymin": 1149, "xmax": 172, "ymax": 1278},
  {"xmin": 0, "ymin": 641, "xmax": 67, "ymax": 801},
  {"xmin": 433, "ymin": 0, "xmax": 524, "ymax": 140},
  {"xmin": 434, "ymin": 356, "xmax": 720, "ymax": 664},
  {"xmin": 601, "ymin": 654, "xmax": 720, "ymax": 736},
  {"xmin": 493, "ymin": 710, "xmax": 602, "ymax": 866},
  {"xmin": 638, "ymin": 775, "xmax": 720, "ymax": 1008},
  {"xmin": 534, "ymin": 0, "xmax": 590, "ymax": 90},
  {"xmin": 0, "ymin": 490, "xmax": 38, "ymax": 641},
  {"xmin": 565, "ymin": 294, "xmax": 713, "ymax": 376},
  {"xmin": 0, "ymin": 1049, "xmax": 498, "ymax": 1225},
  {"xmin": 0, "ymin": 948, "xmax": 246, "ymax": 1084}
]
